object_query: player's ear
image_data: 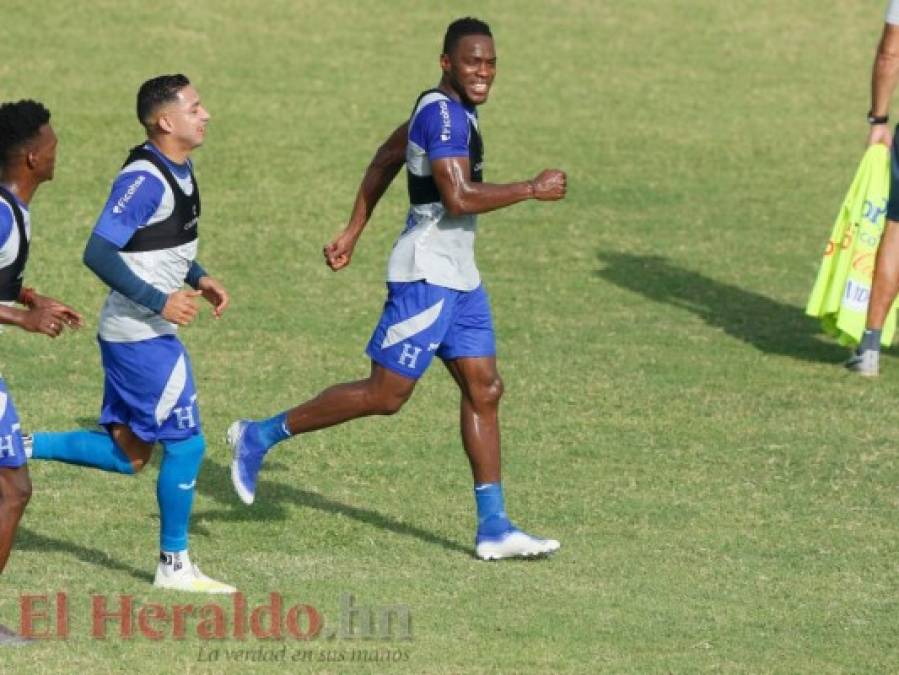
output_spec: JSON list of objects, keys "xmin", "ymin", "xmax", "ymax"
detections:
[
  {"xmin": 440, "ymin": 53, "xmax": 452, "ymax": 73},
  {"xmin": 24, "ymin": 146, "xmax": 38, "ymax": 171},
  {"xmin": 157, "ymin": 112, "xmax": 174, "ymax": 134}
]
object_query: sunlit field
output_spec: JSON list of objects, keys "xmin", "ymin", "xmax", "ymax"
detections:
[{"xmin": 1, "ymin": 1, "xmax": 897, "ymax": 672}]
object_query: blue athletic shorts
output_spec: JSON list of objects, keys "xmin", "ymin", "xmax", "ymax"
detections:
[
  {"xmin": 99, "ymin": 334, "xmax": 201, "ymax": 443},
  {"xmin": 366, "ymin": 281, "xmax": 496, "ymax": 379},
  {"xmin": 0, "ymin": 377, "xmax": 26, "ymax": 469}
]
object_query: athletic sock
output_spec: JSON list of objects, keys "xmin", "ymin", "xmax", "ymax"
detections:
[
  {"xmin": 251, "ymin": 412, "xmax": 292, "ymax": 451},
  {"xmin": 30, "ymin": 430, "xmax": 135, "ymax": 474},
  {"xmin": 474, "ymin": 482, "xmax": 513, "ymax": 537},
  {"xmin": 158, "ymin": 434, "xmax": 205, "ymax": 552},
  {"xmin": 860, "ymin": 329, "xmax": 882, "ymax": 353},
  {"xmin": 159, "ymin": 549, "xmax": 189, "ymax": 571}
]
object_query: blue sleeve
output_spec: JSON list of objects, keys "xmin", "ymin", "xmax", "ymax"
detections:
[
  {"xmin": 92, "ymin": 170, "xmax": 166, "ymax": 248},
  {"xmin": 185, "ymin": 260, "xmax": 207, "ymax": 289},
  {"xmin": 412, "ymin": 99, "xmax": 470, "ymax": 162},
  {"xmin": 0, "ymin": 205, "xmax": 13, "ymax": 250},
  {"xmin": 82, "ymin": 233, "xmax": 168, "ymax": 313}
]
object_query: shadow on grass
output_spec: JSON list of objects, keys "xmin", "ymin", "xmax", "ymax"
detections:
[
  {"xmin": 192, "ymin": 458, "xmax": 471, "ymax": 556},
  {"xmin": 15, "ymin": 526, "xmax": 154, "ymax": 584},
  {"xmin": 594, "ymin": 251, "xmax": 847, "ymax": 363},
  {"xmin": 23, "ymin": 438, "xmax": 470, "ymax": 575}
]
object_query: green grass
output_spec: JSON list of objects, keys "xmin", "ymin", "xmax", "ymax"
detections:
[{"xmin": 2, "ymin": 0, "xmax": 899, "ymax": 672}]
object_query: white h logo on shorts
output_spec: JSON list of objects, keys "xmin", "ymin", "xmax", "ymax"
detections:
[
  {"xmin": 172, "ymin": 394, "xmax": 199, "ymax": 430},
  {"xmin": 0, "ymin": 434, "xmax": 14, "ymax": 459},
  {"xmin": 398, "ymin": 343, "xmax": 422, "ymax": 369}
]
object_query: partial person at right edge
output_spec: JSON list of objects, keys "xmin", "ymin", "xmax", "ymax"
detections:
[{"xmin": 847, "ymin": 0, "xmax": 899, "ymax": 376}]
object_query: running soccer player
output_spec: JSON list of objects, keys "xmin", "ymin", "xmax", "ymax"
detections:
[
  {"xmin": 26, "ymin": 76, "xmax": 235, "ymax": 593},
  {"xmin": 0, "ymin": 100, "xmax": 83, "ymax": 579},
  {"xmin": 229, "ymin": 18, "xmax": 567, "ymax": 560}
]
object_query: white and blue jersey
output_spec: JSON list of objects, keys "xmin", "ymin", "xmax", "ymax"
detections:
[
  {"xmin": 0, "ymin": 190, "xmax": 30, "ymax": 468},
  {"xmin": 387, "ymin": 89, "xmax": 484, "ymax": 292},
  {"xmin": 367, "ymin": 90, "xmax": 495, "ymax": 379},
  {"xmin": 0, "ymin": 192, "xmax": 31, "ymax": 298},
  {"xmin": 92, "ymin": 143, "xmax": 202, "ymax": 442},
  {"xmin": 93, "ymin": 143, "xmax": 199, "ymax": 343}
]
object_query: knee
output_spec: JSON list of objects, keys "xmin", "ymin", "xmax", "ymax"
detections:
[
  {"xmin": 112, "ymin": 427, "xmax": 155, "ymax": 474},
  {"xmin": 370, "ymin": 384, "xmax": 414, "ymax": 416},
  {"xmin": 162, "ymin": 434, "xmax": 206, "ymax": 465},
  {"xmin": 471, "ymin": 375, "xmax": 504, "ymax": 409},
  {"xmin": 129, "ymin": 447, "xmax": 154, "ymax": 473},
  {"xmin": 2, "ymin": 475, "xmax": 31, "ymax": 513}
]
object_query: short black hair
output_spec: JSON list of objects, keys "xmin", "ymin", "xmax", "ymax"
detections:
[
  {"xmin": 443, "ymin": 17, "xmax": 492, "ymax": 55},
  {"xmin": 136, "ymin": 74, "xmax": 191, "ymax": 129},
  {"xmin": 0, "ymin": 99, "xmax": 51, "ymax": 168}
]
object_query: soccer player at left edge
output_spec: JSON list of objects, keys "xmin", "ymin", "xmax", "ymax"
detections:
[
  {"xmin": 0, "ymin": 100, "xmax": 83, "ymax": 644},
  {"xmin": 24, "ymin": 76, "xmax": 235, "ymax": 593}
]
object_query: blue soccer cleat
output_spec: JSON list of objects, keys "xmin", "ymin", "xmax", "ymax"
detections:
[
  {"xmin": 227, "ymin": 420, "xmax": 268, "ymax": 505},
  {"xmin": 475, "ymin": 525, "xmax": 561, "ymax": 561}
]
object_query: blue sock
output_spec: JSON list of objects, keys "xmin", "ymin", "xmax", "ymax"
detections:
[
  {"xmin": 157, "ymin": 434, "xmax": 205, "ymax": 552},
  {"xmin": 251, "ymin": 411, "xmax": 291, "ymax": 451},
  {"xmin": 31, "ymin": 430, "xmax": 135, "ymax": 475},
  {"xmin": 474, "ymin": 482, "xmax": 513, "ymax": 537}
]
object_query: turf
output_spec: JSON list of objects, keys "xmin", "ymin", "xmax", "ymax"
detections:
[{"xmin": 1, "ymin": 0, "xmax": 898, "ymax": 672}]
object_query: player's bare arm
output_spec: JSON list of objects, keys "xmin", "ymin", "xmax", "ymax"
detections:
[
  {"xmin": 869, "ymin": 23, "xmax": 899, "ymax": 145},
  {"xmin": 0, "ymin": 303, "xmax": 71, "ymax": 338},
  {"xmin": 324, "ymin": 121, "xmax": 409, "ymax": 271},
  {"xmin": 431, "ymin": 156, "xmax": 567, "ymax": 217},
  {"xmin": 22, "ymin": 290, "xmax": 83, "ymax": 328}
]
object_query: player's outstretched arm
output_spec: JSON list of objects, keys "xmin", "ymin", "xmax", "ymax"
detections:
[
  {"xmin": 431, "ymin": 157, "xmax": 566, "ymax": 217},
  {"xmin": 324, "ymin": 121, "xmax": 409, "ymax": 271}
]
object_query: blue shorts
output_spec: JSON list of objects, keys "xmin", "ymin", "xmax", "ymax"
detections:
[
  {"xmin": 99, "ymin": 335, "xmax": 201, "ymax": 443},
  {"xmin": 366, "ymin": 281, "xmax": 496, "ymax": 379},
  {"xmin": 0, "ymin": 378, "xmax": 26, "ymax": 469}
]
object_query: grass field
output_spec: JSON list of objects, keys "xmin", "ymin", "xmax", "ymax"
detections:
[{"xmin": 2, "ymin": 0, "xmax": 899, "ymax": 672}]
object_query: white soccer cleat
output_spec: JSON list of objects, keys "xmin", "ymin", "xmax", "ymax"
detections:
[
  {"xmin": 475, "ymin": 529, "xmax": 561, "ymax": 561},
  {"xmin": 153, "ymin": 552, "xmax": 236, "ymax": 594},
  {"xmin": 845, "ymin": 349, "xmax": 879, "ymax": 377}
]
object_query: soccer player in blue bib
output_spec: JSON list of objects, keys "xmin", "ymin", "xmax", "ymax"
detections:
[
  {"xmin": 0, "ymin": 101, "xmax": 83, "ymax": 588},
  {"xmin": 26, "ymin": 76, "xmax": 235, "ymax": 593},
  {"xmin": 229, "ymin": 18, "xmax": 567, "ymax": 560}
]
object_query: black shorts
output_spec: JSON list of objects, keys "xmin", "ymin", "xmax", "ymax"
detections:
[{"xmin": 887, "ymin": 126, "xmax": 899, "ymax": 222}]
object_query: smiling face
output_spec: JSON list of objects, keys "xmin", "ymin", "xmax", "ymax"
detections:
[
  {"xmin": 440, "ymin": 34, "xmax": 497, "ymax": 107},
  {"xmin": 156, "ymin": 85, "xmax": 211, "ymax": 151}
]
